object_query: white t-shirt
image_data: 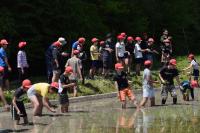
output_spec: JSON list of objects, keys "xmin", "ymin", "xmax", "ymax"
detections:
[
  {"xmin": 143, "ymin": 68, "xmax": 152, "ymax": 86},
  {"xmin": 116, "ymin": 42, "xmax": 125, "ymax": 57},
  {"xmin": 134, "ymin": 43, "xmax": 143, "ymax": 58},
  {"xmin": 191, "ymin": 60, "xmax": 199, "ymax": 70}
]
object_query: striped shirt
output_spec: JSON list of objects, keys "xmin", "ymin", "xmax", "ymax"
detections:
[{"xmin": 17, "ymin": 50, "xmax": 29, "ymax": 68}]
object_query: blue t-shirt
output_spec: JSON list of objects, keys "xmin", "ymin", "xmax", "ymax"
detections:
[
  {"xmin": 72, "ymin": 41, "xmax": 82, "ymax": 51},
  {"xmin": 0, "ymin": 47, "xmax": 7, "ymax": 67}
]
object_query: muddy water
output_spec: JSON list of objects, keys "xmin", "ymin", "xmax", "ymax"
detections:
[{"xmin": 0, "ymin": 89, "xmax": 200, "ymax": 133}]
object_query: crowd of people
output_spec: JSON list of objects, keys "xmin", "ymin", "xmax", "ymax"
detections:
[{"xmin": 0, "ymin": 29, "xmax": 199, "ymax": 125}]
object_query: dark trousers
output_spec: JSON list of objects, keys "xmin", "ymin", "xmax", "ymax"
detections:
[{"xmin": 18, "ymin": 68, "xmax": 29, "ymax": 82}]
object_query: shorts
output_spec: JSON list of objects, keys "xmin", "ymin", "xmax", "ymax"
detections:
[
  {"xmin": 119, "ymin": 88, "xmax": 135, "ymax": 101},
  {"xmin": 193, "ymin": 69, "xmax": 199, "ymax": 80},
  {"xmin": 11, "ymin": 101, "xmax": 27, "ymax": 120},
  {"xmin": 27, "ymin": 86, "xmax": 36, "ymax": 98},
  {"xmin": 91, "ymin": 60, "xmax": 99, "ymax": 68},
  {"xmin": 143, "ymin": 85, "xmax": 155, "ymax": 98},
  {"xmin": 161, "ymin": 85, "xmax": 177, "ymax": 99},
  {"xmin": 135, "ymin": 58, "xmax": 143, "ymax": 64},
  {"xmin": 3, "ymin": 66, "xmax": 9, "ymax": 80},
  {"xmin": 59, "ymin": 93, "xmax": 69, "ymax": 105},
  {"xmin": 103, "ymin": 57, "xmax": 112, "ymax": 69}
]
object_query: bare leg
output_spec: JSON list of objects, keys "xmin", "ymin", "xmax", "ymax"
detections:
[
  {"xmin": 140, "ymin": 97, "xmax": 148, "ymax": 107},
  {"xmin": 121, "ymin": 101, "xmax": 126, "ymax": 109}
]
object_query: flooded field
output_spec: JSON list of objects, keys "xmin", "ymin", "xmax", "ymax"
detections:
[{"xmin": 0, "ymin": 89, "xmax": 200, "ymax": 133}]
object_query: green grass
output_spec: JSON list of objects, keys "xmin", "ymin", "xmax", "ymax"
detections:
[{"xmin": 1, "ymin": 55, "xmax": 198, "ymax": 105}]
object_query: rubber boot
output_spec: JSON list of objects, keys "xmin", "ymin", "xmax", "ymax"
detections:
[
  {"xmin": 162, "ymin": 99, "xmax": 166, "ymax": 105},
  {"xmin": 173, "ymin": 98, "xmax": 177, "ymax": 104}
]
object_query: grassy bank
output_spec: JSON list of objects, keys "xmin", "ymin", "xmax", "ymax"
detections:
[{"xmin": 1, "ymin": 55, "xmax": 199, "ymax": 105}]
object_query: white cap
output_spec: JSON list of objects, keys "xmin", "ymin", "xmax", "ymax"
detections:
[{"xmin": 58, "ymin": 37, "xmax": 67, "ymax": 45}]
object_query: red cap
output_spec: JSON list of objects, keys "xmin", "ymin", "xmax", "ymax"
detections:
[
  {"xmin": 188, "ymin": 54, "xmax": 194, "ymax": 59},
  {"xmin": 65, "ymin": 66, "xmax": 73, "ymax": 73},
  {"xmin": 127, "ymin": 36, "xmax": 134, "ymax": 41},
  {"xmin": 78, "ymin": 37, "xmax": 85, "ymax": 44},
  {"xmin": 0, "ymin": 66, "xmax": 4, "ymax": 72},
  {"xmin": 148, "ymin": 38, "xmax": 154, "ymax": 42},
  {"xmin": 135, "ymin": 37, "xmax": 142, "ymax": 41},
  {"xmin": 115, "ymin": 63, "xmax": 124, "ymax": 70},
  {"xmin": 18, "ymin": 41, "xmax": 27, "ymax": 48},
  {"xmin": 163, "ymin": 39, "xmax": 170, "ymax": 43},
  {"xmin": 0, "ymin": 39, "xmax": 8, "ymax": 45},
  {"xmin": 144, "ymin": 60, "xmax": 152, "ymax": 66},
  {"xmin": 22, "ymin": 79, "xmax": 32, "ymax": 89},
  {"xmin": 191, "ymin": 80, "xmax": 198, "ymax": 88},
  {"xmin": 91, "ymin": 38, "xmax": 98, "ymax": 43},
  {"xmin": 53, "ymin": 41, "xmax": 62, "ymax": 47},
  {"xmin": 169, "ymin": 59, "xmax": 177, "ymax": 66},
  {"xmin": 99, "ymin": 41, "xmax": 105, "ymax": 45},
  {"xmin": 120, "ymin": 32, "xmax": 126, "ymax": 38},
  {"xmin": 73, "ymin": 50, "xmax": 80, "ymax": 55},
  {"xmin": 50, "ymin": 82, "xmax": 59, "ymax": 89},
  {"xmin": 117, "ymin": 35, "xmax": 124, "ymax": 40}
]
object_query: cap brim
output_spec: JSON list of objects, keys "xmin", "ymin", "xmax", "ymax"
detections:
[
  {"xmin": 117, "ymin": 66, "xmax": 124, "ymax": 69},
  {"xmin": 24, "ymin": 85, "xmax": 32, "ymax": 88}
]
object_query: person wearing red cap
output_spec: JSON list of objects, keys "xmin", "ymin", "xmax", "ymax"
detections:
[
  {"xmin": 17, "ymin": 41, "xmax": 29, "ymax": 82},
  {"xmin": 113, "ymin": 63, "xmax": 138, "ymax": 109},
  {"xmin": 58, "ymin": 66, "xmax": 76, "ymax": 113},
  {"xmin": 159, "ymin": 59, "xmax": 181, "ymax": 105},
  {"xmin": 89, "ymin": 38, "xmax": 100, "ymax": 79},
  {"xmin": 65, "ymin": 50, "xmax": 82, "ymax": 97},
  {"xmin": 180, "ymin": 80, "xmax": 198, "ymax": 101},
  {"xmin": 140, "ymin": 60, "xmax": 159, "ymax": 107},
  {"xmin": 11, "ymin": 79, "xmax": 32, "ymax": 125},
  {"xmin": 0, "ymin": 66, "xmax": 9, "ymax": 111},
  {"xmin": 183, "ymin": 54, "xmax": 199, "ymax": 81},
  {"xmin": 160, "ymin": 38, "xmax": 172, "ymax": 66},
  {"xmin": 125, "ymin": 36, "xmax": 135, "ymax": 74},
  {"xmin": 0, "ymin": 39, "xmax": 12, "ymax": 91},
  {"xmin": 116, "ymin": 35, "xmax": 126, "ymax": 64},
  {"xmin": 134, "ymin": 37, "xmax": 146, "ymax": 76},
  {"xmin": 27, "ymin": 82, "xmax": 58, "ymax": 116}
]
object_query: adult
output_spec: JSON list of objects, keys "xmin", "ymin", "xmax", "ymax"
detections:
[
  {"xmin": 160, "ymin": 39, "xmax": 172, "ymax": 66},
  {"xmin": 17, "ymin": 41, "xmax": 29, "ymax": 82},
  {"xmin": 160, "ymin": 29, "xmax": 169, "ymax": 43},
  {"xmin": 159, "ymin": 59, "xmax": 181, "ymax": 105},
  {"xmin": 27, "ymin": 82, "xmax": 58, "ymax": 116},
  {"xmin": 0, "ymin": 39, "xmax": 12, "ymax": 91},
  {"xmin": 140, "ymin": 32, "xmax": 149, "ymax": 62},
  {"xmin": 45, "ymin": 37, "xmax": 67, "ymax": 83},
  {"xmin": 101, "ymin": 35, "xmax": 114, "ymax": 77},
  {"xmin": 144, "ymin": 38, "xmax": 159, "ymax": 65}
]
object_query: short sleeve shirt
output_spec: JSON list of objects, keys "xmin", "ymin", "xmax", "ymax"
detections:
[
  {"xmin": 143, "ymin": 68, "xmax": 151, "ymax": 86},
  {"xmin": 160, "ymin": 66, "xmax": 179, "ymax": 85},
  {"xmin": 191, "ymin": 60, "xmax": 199, "ymax": 70},
  {"xmin": 113, "ymin": 71, "xmax": 129, "ymax": 91},
  {"xmin": 134, "ymin": 43, "xmax": 143, "ymax": 58},
  {"xmin": 72, "ymin": 41, "xmax": 82, "ymax": 51},
  {"xmin": 90, "ymin": 45, "xmax": 99, "ymax": 60},
  {"xmin": 65, "ymin": 57, "xmax": 81, "ymax": 74},
  {"xmin": 14, "ymin": 87, "xmax": 26, "ymax": 102},
  {"xmin": 0, "ymin": 47, "xmax": 7, "ymax": 67},
  {"xmin": 59, "ymin": 74, "xmax": 70, "ymax": 94},
  {"xmin": 116, "ymin": 42, "xmax": 126, "ymax": 57},
  {"xmin": 34, "ymin": 83, "xmax": 50, "ymax": 97},
  {"xmin": 102, "ymin": 41, "xmax": 114, "ymax": 58}
]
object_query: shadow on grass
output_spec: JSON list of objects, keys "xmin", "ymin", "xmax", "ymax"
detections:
[
  {"xmin": 83, "ymin": 83, "xmax": 101, "ymax": 93},
  {"xmin": 3, "ymin": 128, "xmax": 30, "ymax": 133}
]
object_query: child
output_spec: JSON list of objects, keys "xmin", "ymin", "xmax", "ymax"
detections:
[
  {"xmin": 12, "ymin": 79, "xmax": 32, "ymax": 125},
  {"xmin": 183, "ymin": 54, "xmax": 199, "ymax": 81},
  {"xmin": 17, "ymin": 41, "xmax": 29, "ymax": 82},
  {"xmin": 180, "ymin": 80, "xmax": 198, "ymax": 101},
  {"xmin": 113, "ymin": 63, "xmax": 138, "ymax": 109},
  {"xmin": 27, "ymin": 82, "xmax": 58, "ymax": 116},
  {"xmin": 89, "ymin": 38, "xmax": 100, "ymax": 79},
  {"xmin": 115, "ymin": 35, "xmax": 126, "ymax": 64},
  {"xmin": 0, "ymin": 66, "xmax": 9, "ymax": 111},
  {"xmin": 58, "ymin": 66, "xmax": 76, "ymax": 113},
  {"xmin": 140, "ymin": 60, "xmax": 158, "ymax": 107}
]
